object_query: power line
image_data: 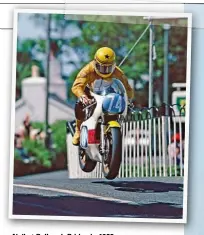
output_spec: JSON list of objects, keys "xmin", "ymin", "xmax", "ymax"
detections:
[{"xmin": 119, "ymin": 23, "xmax": 151, "ymax": 67}]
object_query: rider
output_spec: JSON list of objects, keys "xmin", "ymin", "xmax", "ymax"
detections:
[{"xmin": 71, "ymin": 47, "xmax": 134, "ymax": 145}]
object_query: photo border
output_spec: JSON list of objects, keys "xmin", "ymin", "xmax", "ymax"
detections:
[{"xmin": 9, "ymin": 8, "xmax": 192, "ymax": 224}]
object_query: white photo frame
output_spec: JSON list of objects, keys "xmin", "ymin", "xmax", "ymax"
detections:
[{"xmin": 9, "ymin": 8, "xmax": 192, "ymax": 224}]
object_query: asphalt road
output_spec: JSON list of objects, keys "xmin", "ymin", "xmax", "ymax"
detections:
[{"xmin": 13, "ymin": 170, "xmax": 184, "ymax": 219}]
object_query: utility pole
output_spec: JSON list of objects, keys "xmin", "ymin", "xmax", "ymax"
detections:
[
  {"xmin": 45, "ymin": 14, "xmax": 51, "ymax": 148},
  {"xmin": 148, "ymin": 19, "xmax": 154, "ymax": 110},
  {"xmin": 163, "ymin": 24, "xmax": 171, "ymax": 175},
  {"xmin": 163, "ymin": 24, "xmax": 171, "ymax": 110}
]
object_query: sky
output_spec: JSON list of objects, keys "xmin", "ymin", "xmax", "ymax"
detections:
[
  {"xmin": 18, "ymin": 13, "xmax": 81, "ymax": 40},
  {"xmin": 17, "ymin": 13, "xmax": 82, "ymax": 76},
  {"xmin": 18, "ymin": 14, "xmax": 46, "ymax": 40}
]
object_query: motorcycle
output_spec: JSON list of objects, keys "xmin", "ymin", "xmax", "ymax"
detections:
[{"xmin": 68, "ymin": 78, "xmax": 130, "ymax": 180}]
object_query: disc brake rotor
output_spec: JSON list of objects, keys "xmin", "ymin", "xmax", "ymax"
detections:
[
  {"xmin": 104, "ymin": 133, "xmax": 112, "ymax": 164},
  {"xmin": 79, "ymin": 148, "xmax": 86, "ymax": 162}
]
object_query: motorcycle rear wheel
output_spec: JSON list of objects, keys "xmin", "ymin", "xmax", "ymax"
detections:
[
  {"xmin": 79, "ymin": 147, "xmax": 97, "ymax": 172},
  {"xmin": 102, "ymin": 127, "xmax": 122, "ymax": 180}
]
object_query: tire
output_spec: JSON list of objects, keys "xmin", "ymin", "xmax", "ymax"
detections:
[
  {"xmin": 102, "ymin": 127, "xmax": 122, "ymax": 180},
  {"xmin": 78, "ymin": 147, "xmax": 97, "ymax": 172}
]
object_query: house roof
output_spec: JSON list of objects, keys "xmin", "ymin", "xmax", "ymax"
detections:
[
  {"xmin": 49, "ymin": 93, "xmax": 75, "ymax": 109},
  {"xmin": 16, "ymin": 93, "xmax": 75, "ymax": 114}
]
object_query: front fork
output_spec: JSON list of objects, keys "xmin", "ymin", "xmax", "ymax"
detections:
[
  {"xmin": 100, "ymin": 116, "xmax": 122, "ymax": 155},
  {"xmin": 100, "ymin": 117, "xmax": 106, "ymax": 154}
]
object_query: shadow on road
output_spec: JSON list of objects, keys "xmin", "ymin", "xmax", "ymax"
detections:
[
  {"xmin": 13, "ymin": 193, "xmax": 182, "ymax": 219},
  {"xmin": 92, "ymin": 181, "xmax": 183, "ymax": 193}
]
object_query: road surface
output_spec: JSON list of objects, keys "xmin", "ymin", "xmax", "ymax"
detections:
[{"xmin": 13, "ymin": 170, "xmax": 184, "ymax": 219}]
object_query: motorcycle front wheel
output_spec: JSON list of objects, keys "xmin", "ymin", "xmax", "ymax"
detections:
[
  {"xmin": 79, "ymin": 147, "xmax": 97, "ymax": 172},
  {"xmin": 102, "ymin": 127, "xmax": 122, "ymax": 180}
]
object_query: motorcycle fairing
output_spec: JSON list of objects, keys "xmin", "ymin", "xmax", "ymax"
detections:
[
  {"xmin": 105, "ymin": 121, "xmax": 121, "ymax": 133},
  {"xmin": 80, "ymin": 126, "xmax": 88, "ymax": 149},
  {"xmin": 88, "ymin": 129, "xmax": 100, "ymax": 144},
  {"xmin": 79, "ymin": 79, "xmax": 128, "ymax": 163},
  {"xmin": 102, "ymin": 93, "xmax": 126, "ymax": 114}
]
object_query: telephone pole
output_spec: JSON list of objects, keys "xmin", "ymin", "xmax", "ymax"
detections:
[{"xmin": 45, "ymin": 14, "xmax": 51, "ymax": 148}]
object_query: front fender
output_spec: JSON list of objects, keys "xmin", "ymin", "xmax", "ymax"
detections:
[{"xmin": 105, "ymin": 121, "xmax": 120, "ymax": 133}]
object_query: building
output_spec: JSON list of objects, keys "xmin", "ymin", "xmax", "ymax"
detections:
[{"xmin": 15, "ymin": 59, "xmax": 75, "ymax": 131}]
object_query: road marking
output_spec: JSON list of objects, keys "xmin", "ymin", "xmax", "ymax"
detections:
[{"xmin": 14, "ymin": 184, "xmax": 137, "ymax": 205}]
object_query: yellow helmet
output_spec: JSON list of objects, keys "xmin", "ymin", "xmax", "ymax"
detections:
[{"xmin": 94, "ymin": 47, "xmax": 116, "ymax": 78}]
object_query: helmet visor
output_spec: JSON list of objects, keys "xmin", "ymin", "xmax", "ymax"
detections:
[{"xmin": 95, "ymin": 61, "xmax": 116, "ymax": 75}]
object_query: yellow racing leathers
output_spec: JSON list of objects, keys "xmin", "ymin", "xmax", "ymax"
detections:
[{"xmin": 71, "ymin": 60, "xmax": 134, "ymax": 145}]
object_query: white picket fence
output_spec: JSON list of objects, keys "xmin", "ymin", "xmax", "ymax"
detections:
[
  {"xmin": 67, "ymin": 134, "xmax": 104, "ymax": 178},
  {"xmin": 67, "ymin": 107, "xmax": 185, "ymax": 179}
]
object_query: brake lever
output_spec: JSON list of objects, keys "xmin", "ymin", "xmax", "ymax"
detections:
[{"xmin": 128, "ymin": 102, "xmax": 136, "ymax": 114}]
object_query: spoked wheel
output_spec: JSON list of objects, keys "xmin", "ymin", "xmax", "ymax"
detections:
[
  {"xmin": 79, "ymin": 147, "xmax": 97, "ymax": 172},
  {"xmin": 102, "ymin": 127, "xmax": 122, "ymax": 180}
]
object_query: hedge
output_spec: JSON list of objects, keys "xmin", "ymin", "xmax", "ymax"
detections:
[{"xmin": 14, "ymin": 120, "xmax": 67, "ymax": 167}]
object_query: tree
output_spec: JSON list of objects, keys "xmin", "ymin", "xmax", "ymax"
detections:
[
  {"xmin": 16, "ymin": 38, "xmax": 45, "ymax": 100},
  {"xmin": 18, "ymin": 13, "xmax": 188, "ymax": 106}
]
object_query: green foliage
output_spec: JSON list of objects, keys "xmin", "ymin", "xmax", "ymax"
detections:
[
  {"xmin": 14, "ymin": 120, "xmax": 67, "ymax": 167},
  {"xmin": 16, "ymin": 39, "xmax": 45, "ymax": 100},
  {"xmin": 22, "ymin": 138, "xmax": 52, "ymax": 168},
  {"xmin": 14, "ymin": 149, "xmax": 21, "ymax": 160},
  {"xmin": 31, "ymin": 122, "xmax": 44, "ymax": 129},
  {"xmin": 17, "ymin": 13, "xmax": 188, "ymax": 106},
  {"xmin": 51, "ymin": 120, "xmax": 67, "ymax": 153},
  {"xmin": 31, "ymin": 120, "xmax": 67, "ymax": 153}
]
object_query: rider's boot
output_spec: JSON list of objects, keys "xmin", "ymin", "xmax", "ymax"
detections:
[{"xmin": 72, "ymin": 119, "xmax": 82, "ymax": 146}]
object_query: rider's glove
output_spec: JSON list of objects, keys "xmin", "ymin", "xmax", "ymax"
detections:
[
  {"xmin": 128, "ymin": 100, "xmax": 134, "ymax": 109},
  {"xmin": 128, "ymin": 101, "xmax": 135, "ymax": 113},
  {"xmin": 80, "ymin": 95, "xmax": 91, "ymax": 105}
]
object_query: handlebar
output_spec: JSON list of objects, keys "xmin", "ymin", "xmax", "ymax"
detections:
[
  {"xmin": 82, "ymin": 100, "xmax": 135, "ymax": 113},
  {"xmin": 128, "ymin": 102, "xmax": 136, "ymax": 114},
  {"xmin": 82, "ymin": 100, "xmax": 97, "ymax": 111}
]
